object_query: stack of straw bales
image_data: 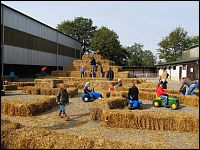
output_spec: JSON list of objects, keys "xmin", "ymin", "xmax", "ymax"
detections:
[
  {"xmin": 100, "ymin": 109, "xmax": 199, "ymax": 133},
  {"xmin": 3, "ymin": 85, "xmax": 17, "ymax": 91},
  {"xmin": 34, "ymin": 79, "xmax": 63, "ymax": 88},
  {"xmin": 1, "ymin": 96, "xmax": 56, "ymax": 116}
]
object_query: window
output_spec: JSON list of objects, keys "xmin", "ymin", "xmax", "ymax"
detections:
[
  {"xmin": 173, "ymin": 66, "xmax": 176, "ymax": 70},
  {"xmin": 182, "ymin": 65, "xmax": 186, "ymax": 70}
]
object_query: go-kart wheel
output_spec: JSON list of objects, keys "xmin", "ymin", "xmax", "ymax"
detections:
[
  {"xmin": 139, "ymin": 104, "xmax": 143, "ymax": 110},
  {"xmin": 153, "ymin": 100, "xmax": 161, "ymax": 107},
  {"xmin": 171, "ymin": 102, "xmax": 179, "ymax": 110},
  {"xmin": 128, "ymin": 104, "xmax": 132, "ymax": 110},
  {"xmin": 83, "ymin": 96, "xmax": 90, "ymax": 102}
]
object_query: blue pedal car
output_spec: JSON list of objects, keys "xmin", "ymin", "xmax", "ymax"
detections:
[
  {"xmin": 81, "ymin": 91, "xmax": 103, "ymax": 102},
  {"xmin": 127, "ymin": 96, "xmax": 142, "ymax": 110}
]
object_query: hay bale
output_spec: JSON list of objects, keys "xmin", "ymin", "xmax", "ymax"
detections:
[
  {"xmin": 3, "ymin": 84, "xmax": 17, "ymax": 91},
  {"xmin": 1, "ymin": 96, "xmax": 57, "ymax": 116},
  {"xmin": 100, "ymin": 109, "xmax": 199, "ymax": 133},
  {"xmin": 31, "ymin": 87, "xmax": 41, "ymax": 95},
  {"xmin": 89, "ymin": 97, "xmax": 127, "ymax": 121}
]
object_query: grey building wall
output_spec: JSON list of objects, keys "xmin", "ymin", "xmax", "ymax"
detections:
[{"xmin": 1, "ymin": 4, "xmax": 81, "ymax": 67}]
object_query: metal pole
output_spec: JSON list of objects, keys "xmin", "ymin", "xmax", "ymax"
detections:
[
  {"xmin": 1, "ymin": 6, "xmax": 4, "ymax": 77},
  {"xmin": 56, "ymin": 32, "xmax": 58, "ymax": 70}
]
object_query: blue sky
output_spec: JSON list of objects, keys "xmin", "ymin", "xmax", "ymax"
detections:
[{"xmin": 1, "ymin": 1, "xmax": 199, "ymax": 58}]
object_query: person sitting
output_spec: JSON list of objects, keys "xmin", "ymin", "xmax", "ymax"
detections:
[
  {"xmin": 9, "ymin": 71, "xmax": 15, "ymax": 82},
  {"xmin": 84, "ymin": 82, "xmax": 94, "ymax": 99},
  {"xmin": 106, "ymin": 67, "xmax": 114, "ymax": 81},
  {"xmin": 180, "ymin": 77, "xmax": 198, "ymax": 96},
  {"xmin": 115, "ymin": 79, "xmax": 122, "ymax": 88},
  {"xmin": 109, "ymin": 83, "xmax": 115, "ymax": 91},
  {"xmin": 156, "ymin": 83, "xmax": 168, "ymax": 107},
  {"xmin": 128, "ymin": 83, "xmax": 139, "ymax": 101}
]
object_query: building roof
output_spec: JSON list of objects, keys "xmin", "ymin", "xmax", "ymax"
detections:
[
  {"xmin": 1, "ymin": 3, "xmax": 81, "ymax": 44},
  {"xmin": 155, "ymin": 57, "xmax": 199, "ymax": 67}
]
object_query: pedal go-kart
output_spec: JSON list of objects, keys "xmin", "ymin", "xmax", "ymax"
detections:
[
  {"xmin": 81, "ymin": 91, "xmax": 103, "ymax": 102},
  {"xmin": 1, "ymin": 89, "xmax": 5, "ymax": 96},
  {"xmin": 153, "ymin": 95, "xmax": 179, "ymax": 110},
  {"xmin": 127, "ymin": 96, "xmax": 142, "ymax": 110}
]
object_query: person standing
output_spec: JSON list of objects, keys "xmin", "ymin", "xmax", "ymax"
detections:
[
  {"xmin": 80, "ymin": 65, "xmax": 86, "ymax": 78},
  {"xmin": 56, "ymin": 87, "xmax": 70, "ymax": 121},
  {"xmin": 89, "ymin": 57, "xmax": 97, "ymax": 72},
  {"xmin": 100, "ymin": 65, "xmax": 104, "ymax": 78},
  {"xmin": 106, "ymin": 67, "xmax": 114, "ymax": 81},
  {"xmin": 9, "ymin": 71, "xmax": 15, "ymax": 82},
  {"xmin": 159, "ymin": 68, "xmax": 169, "ymax": 89}
]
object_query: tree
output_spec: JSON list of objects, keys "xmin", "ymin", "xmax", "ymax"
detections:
[
  {"xmin": 157, "ymin": 27, "xmax": 189, "ymax": 63},
  {"xmin": 126, "ymin": 43, "xmax": 143, "ymax": 67},
  {"xmin": 56, "ymin": 17, "xmax": 97, "ymax": 46},
  {"xmin": 186, "ymin": 35, "xmax": 199, "ymax": 47},
  {"xmin": 91, "ymin": 27, "xmax": 121, "ymax": 63},
  {"xmin": 142, "ymin": 50, "xmax": 156, "ymax": 67}
]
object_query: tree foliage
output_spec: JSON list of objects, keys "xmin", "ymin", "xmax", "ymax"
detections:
[
  {"xmin": 126, "ymin": 43, "xmax": 156, "ymax": 67},
  {"xmin": 186, "ymin": 35, "xmax": 199, "ymax": 47},
  {"xmin": 157, "ymin": 27, "xmax": 189, "ymax": 63},
  {"xmin": 91, "ymin": 27, "xmax": 122, "ymax": 63},
  {"xmin": 56, "ymin": 17, "xmax": 97, "ymax": 46}
]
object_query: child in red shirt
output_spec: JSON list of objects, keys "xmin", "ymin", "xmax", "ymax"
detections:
[{"xmin": 156, "ymin": 83, "xmax": 169, "ymax": 106}]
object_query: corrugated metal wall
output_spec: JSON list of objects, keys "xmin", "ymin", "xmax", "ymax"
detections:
[{"xmin": 2, "ymin": 4, "xmax": 81, "ymax": 67}]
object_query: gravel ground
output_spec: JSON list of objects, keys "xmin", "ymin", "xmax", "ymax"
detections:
[{"xmin": 1, "ymin": 90, "xmax": 199, "ymax": 149}]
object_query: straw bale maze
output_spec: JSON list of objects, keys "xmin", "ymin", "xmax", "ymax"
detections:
[{"xmin": 1, "ymin": 54, "xmax": 199, "ymax": 149}]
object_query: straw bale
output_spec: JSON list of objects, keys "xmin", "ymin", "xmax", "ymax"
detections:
[
  {"xmin": 3, "ymin": 84, "xmax": 17, "ymax": 91},
  {"xmin": 100, "ymin": 109, "xmax": 199, "ymax": 133},
  {"xmin": 2, "ymin": 127, "xmax": 94, "ymax": 149},
  {"xmin": 22, "ymin": 86, "xmax": 32, "ymax": 94},
  {"xmin": 1, "ymin": 96, "xmax": 56, "ymax": 116},
  {"xmin": 34, "ymin": 79, "xmax": 63, "ymax": 88},
  {"xmin": 8, "ymin": 82, "xmax": 35, "ymax": 87},
  {"xmin": 82, "ymin": 53, "xmax": 102, "ymax": 61},
  {"xmin": 89, "ymin": 97, "xmax": 127, "ymax": 121}
]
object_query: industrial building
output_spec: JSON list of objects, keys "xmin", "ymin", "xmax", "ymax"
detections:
[{"xmin": 1, "ymin": 3, "xmax": 81, "ymax": 77}]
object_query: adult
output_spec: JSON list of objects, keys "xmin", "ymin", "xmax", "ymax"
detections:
[
  {"xmin": 80, "ymin": 65, "xmax": 86, "ymax": 78},
  {"xmin": 9, "ymin": 71, "xmax": 15, "ymax": 82},
  {"xmin": 56, "ymin": 87, "xmax": 70, "ymax": 121},
  {"xmin": 89, "ymin": 57, "xmax": 97, "ymax": 72},
  {"xmin": 159, "ymin": 68, "xmax": 169, "ymax": 89},
  {"xmin": 128, "ymin": 83, "xmax": 139, "ymax": 101},
  {"xmin": 180, "ymin": 77, "xmax": 199, "ymax": 96},
  {"xmin": 106, "ymin": 67, "xmax": 114, "ymax": 81},
  {"xmin": 156, "ymin": 83, "xmax": 168, "ymax": 106}
]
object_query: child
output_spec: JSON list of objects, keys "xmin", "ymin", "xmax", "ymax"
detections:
[
  {"xmin": 156, "ymin": 83, "xmax": 168, "ymax": 107},
  {"xmin": 109, "ymin": 83, "xmax": 115, "ymax": 91},
  {"xmin": 84, "ymin": 81, "xmax": 94, "ymax": 99},
  {"xmin": 100, "ymin": 65, "xmax": 104, "ymax": 78},
  {"xmin": 56, "ymin": 87, "xmax": 69, "ymax": 121},
  {"xmin": 80, "ymin": 65, "xmax": 86, "ymax": 78},
  {"xmin": 128, "ymin": 83, "xmax": 139, "ymax": 100}
]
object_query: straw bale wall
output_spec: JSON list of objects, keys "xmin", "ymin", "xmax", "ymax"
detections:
[
  {"xmin": 1, "ymin": 124, "xmax": 172, "ymax": 149},
  {"xmin": 22, "ymin": 86, "xmax": 78, "ymax": 97},
  {"xmin": 1, "ymin": 96, "xmax": 56, "ymax": 116},
  {"xmin": 100, "ymin": 109, "xmax": 199, "ymax": 133},
  {"xmin": 3, "ymin": 85, "xmax": 17, "ymax": 91},
  {"xmin": 138, "ymin": 91, "xmax": 199, "ymax": 107},
  {"xmin": 34, "ymin": 79, "xmax": 63, "ymax": 88}
]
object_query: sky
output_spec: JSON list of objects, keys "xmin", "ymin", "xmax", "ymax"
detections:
[{"xmin": 1, "ymin": 1, "xmax": 199, "ymax": 58}]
